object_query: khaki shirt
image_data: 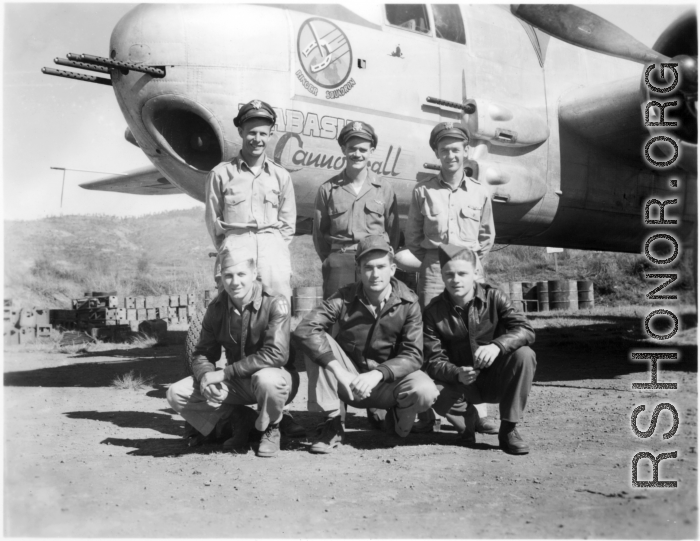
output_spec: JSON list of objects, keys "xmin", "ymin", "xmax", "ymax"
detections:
[
  {"xmin": 205, "ymin": 154, "xmax": 296, "ymax": 249},
  {"xmin": 313, "ymin": 171, "xmax": 400, "ymax": 261},
  {"xmin": 405, "ymin": 173, "xmax": 494, "ymax": 261}
]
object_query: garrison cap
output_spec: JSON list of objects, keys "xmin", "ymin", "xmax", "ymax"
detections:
[
  {"xmin": 429, "ymin": 122, "xmax": 469, "ymax": 150},
  {"xmin": 233, "ymin": 99, "xmax": 277, "ymax": 128},
  {"xmin": 220, "ymin": 247, "xmax": 256, "ymax": 271},
  {"xmin": 438, "ymin": 244, "xmax": 477, "ymax": 268},
  {"xmin": 355, "ymin": 235, "xmax": 394, "ymax": 263},
  {"xmin": 338, "ymin": 121, "xmax": 378, "ymax": 148}
]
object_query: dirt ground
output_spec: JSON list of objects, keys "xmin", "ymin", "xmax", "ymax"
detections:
[{"xmin": 4, "ymin": 312, "xmax": 698, "ymax": 538}]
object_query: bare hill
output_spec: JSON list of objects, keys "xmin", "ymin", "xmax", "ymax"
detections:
[{"xmin": 4, "ymin": 209, "xmax": 694, "ymax": 308}]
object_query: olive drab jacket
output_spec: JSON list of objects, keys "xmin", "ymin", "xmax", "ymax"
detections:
[
  {"xmin": 405, "ymin": 173, "xmax": 494, "ymax": 261},
  {"xmin": 313, "ymin": 171, "xmax": 400, "ymax": 260},
  {"xmin": 293, "ymin": 278, "xmax": 423, "ymax": 382},
  {"xmin": 422, "ymin": 283, "xmax": 535, "ymax": 384},
  {"xmin": 190, "ymin": 282, "xmax": 294, "ymax": 383},
  {"xmin": 205, "ymin": 155, "xmax": 296, "ymax": 249}
]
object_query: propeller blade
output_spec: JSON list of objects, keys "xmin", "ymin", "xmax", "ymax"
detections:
[{"xmin": 510, "ymin": 4, "xmax": 670, "ymax": 65}]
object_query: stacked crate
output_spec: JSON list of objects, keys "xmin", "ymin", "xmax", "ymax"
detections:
[
  {"xmin": 4, "ymin": 300, "xmax": 51, "ymax": 346},
  {"xmin": 50, "ymin": 291, "xmax": 199, "ymax": 332}
]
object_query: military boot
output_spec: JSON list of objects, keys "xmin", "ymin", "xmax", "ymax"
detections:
[
  {"xmin": 310, "ymin": 416, "xmax": 345, "ymax": 454},
  {"xmin": 459, "ymin": 404, "xmax": 479, "ymax": 447},
  {"xmin": 498, "ymin": 421, "xmax": 530, "ymax": 455},
  {"xmin": 222, "ymin": 405, "xmax": 258, "ymax": 454},
  {"xmin": 256, "ymin": 422, "xmax": 281, "ymax": 458}
]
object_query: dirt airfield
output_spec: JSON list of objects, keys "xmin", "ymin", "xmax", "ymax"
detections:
[{"xmin": 4, "ymin": 310, "xmax": 697, "ymax": 538}]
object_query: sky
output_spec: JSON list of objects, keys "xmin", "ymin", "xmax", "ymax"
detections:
[{"xmin": 2, "ymin": 2, "xmax": 696, "ymax": 221}]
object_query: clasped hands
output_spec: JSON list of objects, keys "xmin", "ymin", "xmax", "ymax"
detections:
[
  {"xmin": 329, "ymin": 361, "xmax": 383, "ymax": 401},
  {"xmin": 199, "ymin": 370, "xmax": 226, "ymax": 401},
  {"xmin": 458, "ymin": 344, "xmax": 501, "ymax": 385}
]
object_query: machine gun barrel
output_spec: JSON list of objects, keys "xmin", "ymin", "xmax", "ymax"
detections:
[
  {"xmin": 41, "ymin": 67, "xmax": 112, "ymax": 86},
  {"xmin": 426, "ymin": 96, "xmax": 476, "ymax": 114},
  {"xmin": 54, "ymin": 58, "xmax": 110, "ymax": 74},
  {"xmin": 68, "ymin": 53, "xmax": 165, "ymax": 78}
]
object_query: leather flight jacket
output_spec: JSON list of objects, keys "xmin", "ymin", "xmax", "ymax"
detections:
[
  {"xmin": 423, "ymin": 282, "xmax": 535, "ymax": 384},
  {"xmin": 293, "ymin": 277, "xmax": 423, "ymax": 382},
  {"xmin": 190, "ymin": 281, "xmax": 294, "ymax": 383}
]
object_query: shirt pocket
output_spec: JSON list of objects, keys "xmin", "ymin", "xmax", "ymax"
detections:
[
  {"xmin": 420, "ymin": 193, "xmax": 445, "ymax": 240},
  {"xmin": 363, "ymin": 199, "xmax": 385, "ymax": 234},
  {"xmin": 223, "ymin": 193, "xmax": 248, "ymax": 224},
  {"xmin": 264, "ymin": 189, "xmax": 280, "ymax": 222},
  {"xmin": 458, "ymin": 205, "xmax": 481, "ymax": 242},
  {"xmin": 328, "ymin": 193, "xmax": 352, "ymax": 237}
]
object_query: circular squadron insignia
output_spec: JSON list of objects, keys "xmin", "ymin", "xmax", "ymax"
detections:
[{"xmin": 298, "ymin": 18, "xmax": 353, "ymax": 91}]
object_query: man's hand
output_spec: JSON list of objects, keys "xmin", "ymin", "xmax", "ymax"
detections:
[
  {"xmin": 474, "ymin": 344, "xmax": 500, "ymax": 369},
  {"xmin": 350, "ymin": 370, "xmax": 383, "ymax": 400},
  {"xmin": 199, "ymin": 371, "xmax": 226, "ymax": 402},
  {"xmin": 457, "ymin": 366, "xmax": 480, "ymax": 386},
  {"xmin": 327, "ymin": 361, "xmax": 356, "ymax": 401}
]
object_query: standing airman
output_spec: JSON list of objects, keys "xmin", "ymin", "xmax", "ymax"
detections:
[
  {"xmin": 205, "ymin": 99, "xmax": 296, "ymax": 301},
  {"xmin": 404, "ymin": 121, "xmax": 497, "ymax": 434},
  {"xmin": 313, "ymin": 121, "xmax": 400, "ymax": 300}
]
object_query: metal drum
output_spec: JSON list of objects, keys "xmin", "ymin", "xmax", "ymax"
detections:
[
  {"xmin": 577, "ymin": 280, "xmax": 595, "ymax": 309},
  {"xmin": 548, "ymin": 280, "xmax": 570, "ymax": 311},
  {"xmin": 293, "ymin": 286, "xmax": 324, "ymax": 318},
  {"xmin": 568, "ymin": 280, "xmax": 579, "ymax": 310},
  {"xmin": 522, "ymin": 281, "xmax": 538, "ymax": 312},
  {"xmin": 536, "ymin": 281, "xmax": 549, "ymax": 312},
  {"xmin": 509, "ymin": 281, "xmax": 524, "ymax": 311}
]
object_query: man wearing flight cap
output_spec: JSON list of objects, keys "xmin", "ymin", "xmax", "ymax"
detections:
[
  {"xmin": 167, "ymin": 247, "xmax": 298, "ymax": 458},
  {"xmin": 293, "ymin": 235, "xmax": 439, "ymax": 454},
  {"xmin": 313, "ymin": 120, "xmax": 400, "ymax": 300},
  {"xmin": 205, "ymin": 99, "xmax": 296, "ymax": 301},
  {"xmin": 423, "ymin": 244, "xmax": 536, "ymax": 454},
  {"xmin": 404, "ymin": 121, "xmax": 497, "ymax": 434}
]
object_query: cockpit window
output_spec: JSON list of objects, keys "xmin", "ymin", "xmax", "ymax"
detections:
[
  {"xmin": 385, "ymin": 5, "xmax": 431, "ymax": 34},
  {"xmin": 432, "ymin": 4, "xmax": 466, "ymax": 44}
]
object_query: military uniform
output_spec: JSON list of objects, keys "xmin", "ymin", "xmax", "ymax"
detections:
[
  {"xmin": 205, "ymin": 100, "xmax": 296, "ymax": 300},
  {"xmin": 167, "ymin": 279, "xmax": 298, "ymax": 440},
  {"xmin": 293, "ymin": 237, "xmax": 439, "ymax": 448},
  {"xmin": 313, "ymin": 122, "xmax": 400, "ymax": 299},
  {"xmin": 404, "ymin": 123, "xmax": 494, "ymax": 309}
]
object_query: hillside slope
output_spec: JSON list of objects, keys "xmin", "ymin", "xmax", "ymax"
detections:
[{"xmin": 4, "ymin": 209, "xmax": 694, "ymax": 308}]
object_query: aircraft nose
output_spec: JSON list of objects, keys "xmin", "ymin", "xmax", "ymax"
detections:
[{"xmin": 142, "ymin": 96, "xmax": 224, "ymax": 171}]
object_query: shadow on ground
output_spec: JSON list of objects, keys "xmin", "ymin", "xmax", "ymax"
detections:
[{"xmin": 4, "ymin": 313, "xmax": 696, "ymax": 389}]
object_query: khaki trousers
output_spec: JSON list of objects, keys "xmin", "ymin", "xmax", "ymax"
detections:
[
  {"xmin": 167, "ymin": 368, "xmax": 292, "ymax": 435},
  {"xmin": 305, "ymin": 334, "xmax": 439, "ymax": 437},
  {"xmin": 321, "ymin": 251, "xmax": 359, "ymax": 300},
  {"xmin": 215, "ymin": 230, "xmax": 292, "ymax": 301},
  {"xmin": 431, "ymin": 346, "xmax": 536, "ymax": 423}
]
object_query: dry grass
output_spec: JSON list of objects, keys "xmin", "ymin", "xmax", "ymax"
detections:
[
  {"xmin": 110, "ymin": 370, "xmax": 156, "ymax": 391},
  {"xmin": 4, "ymin": 208, "xmax": 695, "ymax": 309}
]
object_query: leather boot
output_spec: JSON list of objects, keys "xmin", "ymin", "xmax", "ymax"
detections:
[
  {"xmin": 459, "ymin": 404, "xmax": 478, "ymax": 447},
  {"xmin": 310, "ymin": 416, "xmax": 345, "ymax": 454},
  {"xmin": 256, "ymin": 423, "xmax": 281, "ymax": 458},
  {"xmin": 222, "ymin": 405, "xmax": 258, "ymax": 454},
  {"xmin": 498, "ymin": 421, "xmax": 530, "ymax": 454}
]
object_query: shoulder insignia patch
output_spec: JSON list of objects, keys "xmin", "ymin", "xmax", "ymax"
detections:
[{"xmin": 275, "ymin": 297, "xmax": 289, "ymax": 315}]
